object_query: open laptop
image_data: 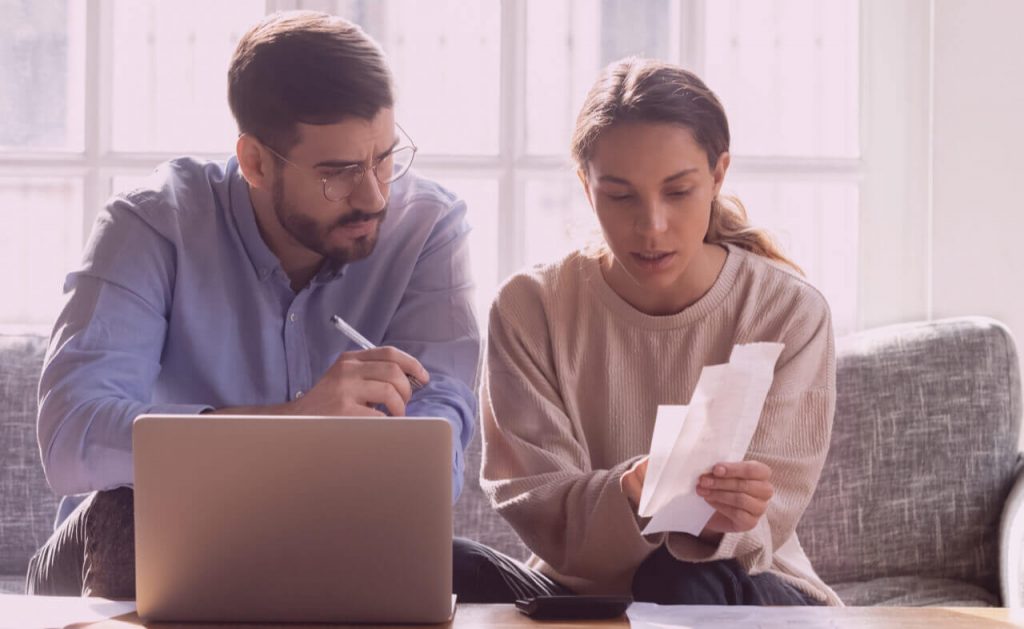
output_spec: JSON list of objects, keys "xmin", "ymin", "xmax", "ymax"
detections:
[{"xmin": 132, "ymin": 414, "xmax": 454, "ymax": 624}]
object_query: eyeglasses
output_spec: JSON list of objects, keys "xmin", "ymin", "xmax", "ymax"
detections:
[{"xmin": 260, "ymin": 123, "xmax": 418, "ymax": 202}]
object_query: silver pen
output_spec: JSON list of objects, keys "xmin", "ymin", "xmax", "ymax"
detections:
[{"xmin": 330, "ymin": 314, "xmax": 425, "ymax": 390}]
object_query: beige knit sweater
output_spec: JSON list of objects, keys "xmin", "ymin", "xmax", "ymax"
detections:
[{"xmin": 479, "ymin": 244, "xmax": 841, "ymax": 605}]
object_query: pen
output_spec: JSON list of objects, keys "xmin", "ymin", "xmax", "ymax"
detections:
[{"xmin": 330, "ymin": 314, "xmax": 425, "ymax": 390}]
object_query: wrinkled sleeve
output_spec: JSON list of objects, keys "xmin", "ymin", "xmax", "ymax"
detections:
[
  {"xmin": 666, "ymin": 288, "xmax": 836, "ymax": 571},
  {"xmin": 385, "ymin": 199, "xmax": 480, "ymax": 503},
  {"xmin": 38, "ymin": 201, "xmax": 210, "ymax": 496},
  {"xmin": 479, "ymin": 278, "xmax": 659, "ymax": 587}
]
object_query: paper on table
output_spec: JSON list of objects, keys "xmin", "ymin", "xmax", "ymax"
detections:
[
  {"xmin": 627, "ymin": 602, "xmax": 830, "ymax": 629},
  {"xmin": 0, "ymin": 593, "xmax": 136, "ymax": 629},
  {"xmin": 638, "ymin": 342, "xmax": 784, "ymax": 536}
]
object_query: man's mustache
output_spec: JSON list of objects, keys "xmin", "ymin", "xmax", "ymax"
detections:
[{"xmin": 337, "ymin": 208, "xmax": 387, "ymax": 227}]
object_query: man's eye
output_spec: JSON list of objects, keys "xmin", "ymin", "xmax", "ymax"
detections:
[{"xmin": 324, "ymin": 168, "xmax": 359, "ymax": 179}]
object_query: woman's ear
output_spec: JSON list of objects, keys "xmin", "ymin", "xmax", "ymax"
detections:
[
  {"xmin": 711, "ymin": 151, "xmax": 731, "ymax": 197},
  {"xmin": 236, "ymin": 134, "xmax": 271, "ymax": 190}
]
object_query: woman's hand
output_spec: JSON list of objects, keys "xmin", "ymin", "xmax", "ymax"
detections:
[
  {"xmin": 620, "ymin": 456, "xmax": 649, "ymax": 509},
  {"xmin": 697, "ymin": 461, "xmax": 774, "ymax": 538}
]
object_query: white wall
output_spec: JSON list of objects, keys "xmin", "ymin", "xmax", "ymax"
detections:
[
  {"xmin": 860, "ymin": 0, "xmax": 1024, "ymax": 361},
  {"xmin": 931, "ymin": 0, "xmax": 1024, "ymax": 349}
]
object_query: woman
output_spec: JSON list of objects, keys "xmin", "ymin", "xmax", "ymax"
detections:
[{"xmin": 480, "ymin": 57, "xmax": 840, "ymax": 606}]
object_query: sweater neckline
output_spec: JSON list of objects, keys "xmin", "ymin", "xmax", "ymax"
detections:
[{"xmin": 583, "ymin": 243, "xmax": 744, "ymax": 329}]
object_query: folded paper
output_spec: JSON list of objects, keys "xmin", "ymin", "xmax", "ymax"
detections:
[{"xmin": 639, "ymin": 342, "xmax": 784, "ymax": 536}]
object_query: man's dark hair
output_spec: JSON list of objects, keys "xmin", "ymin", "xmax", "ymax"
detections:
[{"xmin": 228, "ymin": 11, "xmax": 394, "ymax": 155}]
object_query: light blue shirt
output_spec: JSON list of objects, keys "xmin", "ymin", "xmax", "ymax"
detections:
[{"xmin": 38, "ymin": 157, "xmax": 480, "ymax": 525}]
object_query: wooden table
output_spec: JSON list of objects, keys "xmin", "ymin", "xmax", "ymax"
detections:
[{"xmin": 71, "ymin": 603, "xmax": 1024, "ymax": 628}]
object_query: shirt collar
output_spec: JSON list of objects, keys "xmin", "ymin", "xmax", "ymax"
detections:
[{"xmin": 228, "ymin": 158, "xmax": 281, "ymax": 282}]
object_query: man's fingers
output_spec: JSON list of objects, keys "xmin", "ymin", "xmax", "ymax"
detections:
[
  {"xmin": 336, "ymin": 356, "xmax": 413, "ymax": 402},
  {"xmin": 347, "ymin": 346, "xmax": 430, "ymax": 385},
  {"xmin": 359, "ymin": 360, "xmax": 414, "ymax": 402},
  {"xmin": 358, "ymin": 380, "xmax": 407, "ymax": 417}
]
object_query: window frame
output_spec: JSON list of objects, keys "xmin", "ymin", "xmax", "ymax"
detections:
[{"xmin": 0, "ymin": 0, "xmax": 870, "ymax": 330}]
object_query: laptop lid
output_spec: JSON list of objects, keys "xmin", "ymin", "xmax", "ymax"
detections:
[{"xmin": 132, "ymin": 414, "xmax": 453, "ymax": 623}]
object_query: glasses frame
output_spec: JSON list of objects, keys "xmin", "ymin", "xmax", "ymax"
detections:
[{"xmin": 259, "ymin": 123, "xmax": 418, "ymax": 202}]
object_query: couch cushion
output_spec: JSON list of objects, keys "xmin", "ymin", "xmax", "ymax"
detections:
[
  {"xmin": 832, "ymin": 576, "xmax": 1000, "ymax": 607},
  {"xmin": 0, "ymin": 333, "xmax": 57, "ymax": 576},
  {"xmin": 797, "ymin": 317, "xmax": 1021, "ymax": 600},
  {"xmin": 454, "ymin": 427, "xmax": 529, "ymax": 561}
]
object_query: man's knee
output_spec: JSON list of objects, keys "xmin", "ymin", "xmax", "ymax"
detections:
[
  {"xmin": 82, "ymin": 487, "xmax": 136, "ymax": 599},
  {"xmin": 25, "ymin": 493, "xmax": 95, "ymax": 596}
]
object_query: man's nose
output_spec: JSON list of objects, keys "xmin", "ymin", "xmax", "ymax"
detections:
[{"xmin": 348, "ymin": 169, "xmax": 387, "ymax": 212}]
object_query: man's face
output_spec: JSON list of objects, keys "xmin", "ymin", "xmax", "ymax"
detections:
[{"xmin": 270, "ymin": 108, "xmax": 396, "ymax": 266}]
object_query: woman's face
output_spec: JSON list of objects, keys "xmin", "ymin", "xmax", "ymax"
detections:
[{"xmin": 581, "ymin": 121, "xmax": 729, "ymax": 311}]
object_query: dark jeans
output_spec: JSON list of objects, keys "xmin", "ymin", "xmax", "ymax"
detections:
[
  {"xmin": 25, "ymin": 487, "xmax": 564, "ymax": 603},
  {"xmin": 631, "ymin": 545, "xmax": 821, "ymax": 606}
]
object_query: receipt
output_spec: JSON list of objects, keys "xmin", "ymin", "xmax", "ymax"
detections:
[{"xmin": 638, "ymin": 342, "xmax": 784, "ymax": 535}]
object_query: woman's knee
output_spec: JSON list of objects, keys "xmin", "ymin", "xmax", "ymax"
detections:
[{"xmin": 632, "ymin": 548, "xmax": 747, "ymax": 605}]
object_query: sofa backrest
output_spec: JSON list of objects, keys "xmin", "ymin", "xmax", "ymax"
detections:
[
  {"xmin": 5, "ymin": 317, "xmax": 1020, "ymax": 588},
  {"xmin": 0, "ymin": 333, "xmax": 58, "ymax": 577},
  {"xmin": 797, "ymin": 317, "xmax": 1022, "ymax": 596}
]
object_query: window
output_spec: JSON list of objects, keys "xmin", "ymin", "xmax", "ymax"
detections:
[{"xmin": 0, "ymin": 0, "xmax": 860, "ymax": 333}]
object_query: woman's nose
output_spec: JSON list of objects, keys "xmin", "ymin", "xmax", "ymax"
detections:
[{"xmin": 635, "ymin": 200, "xmax": 669, "ymax": 234}]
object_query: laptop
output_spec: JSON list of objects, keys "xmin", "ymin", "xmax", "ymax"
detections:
[{"xmin": 132, "ymin": 414, "xmax": 454, "ymax": 623}]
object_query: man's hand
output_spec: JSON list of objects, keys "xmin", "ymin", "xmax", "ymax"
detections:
[
  {"xmin": 697, "ymin": 461, "xmax": 774, "ymax": 537},
  {"xmin": 290, "ymin": 346, "xmax": 430, "ymax": 417}
]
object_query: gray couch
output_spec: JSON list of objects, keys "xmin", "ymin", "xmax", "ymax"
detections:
[{"xmin": 2, "ymin": 317, "xmax": 1021, "ymax": 607}]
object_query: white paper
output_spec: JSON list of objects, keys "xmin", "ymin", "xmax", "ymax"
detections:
[
  {"xmin": 0, "ymin": 594, "xmax": 136, "ymax": 629},
  {"xmin": 639, "ymin": 342, "xmax": 784, "ymax": 535},
  {"xmin": 627, "ymin": 602, "xmax": 836, "ymax": 629}
]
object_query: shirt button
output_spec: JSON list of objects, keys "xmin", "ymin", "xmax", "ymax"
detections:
[
  {"xmin": 288, "ymin": 312, "xmax": 297, "ymax": 323},
  {"xmin": 295, "ymin": 390, "xmax": 304, "ymax": 399}
]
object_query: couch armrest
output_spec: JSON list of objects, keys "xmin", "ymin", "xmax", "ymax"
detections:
[{"xmin": 1000, "ymin": 457, "xmax": 1024, "ymax": 607}]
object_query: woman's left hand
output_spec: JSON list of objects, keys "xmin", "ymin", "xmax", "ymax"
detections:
[{"xmin": 697, "ymin": 461, "xmax": 774, "ymax": 536}]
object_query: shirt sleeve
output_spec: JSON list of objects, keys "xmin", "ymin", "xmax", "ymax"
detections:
[
  {"xmin": 665, "ymin": 288, "xmax": 836, "ymax": 571},
  {"xmin": 37, "ymin": 200, "xmax": 211, "ymax": 497},
  {"xmin": 385, "ymin": 198, "xmax": 481, "ymax": 503},
  {"xmin": 479, "ymin": 278, "xmax": 661, "ymax": 586}
]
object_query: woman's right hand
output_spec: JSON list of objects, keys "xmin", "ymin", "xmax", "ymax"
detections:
[{"xmin": 620, "ymin": 456, "xmax": 649, "ymax": 509}]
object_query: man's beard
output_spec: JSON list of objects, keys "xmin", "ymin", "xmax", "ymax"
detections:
[{"xmin": 272, "ymin": 178, "xmax": 386, "ymax": 267}]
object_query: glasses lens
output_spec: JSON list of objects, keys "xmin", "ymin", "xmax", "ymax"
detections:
[
  {"xmin": 324, "ymin": 168, "xmax": 367, "ymax": 202},
  {"xmin": 378, "ymin": 146, "xmax": 416, "ymax": 184}
]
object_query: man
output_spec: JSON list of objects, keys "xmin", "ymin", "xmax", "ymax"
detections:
[{"xmin": 27, "ymin": 11, "xmax": 559, "ymax": 602}]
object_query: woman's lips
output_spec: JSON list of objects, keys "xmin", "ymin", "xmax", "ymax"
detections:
[{"xmin": 630, "ymin": 251, "xmax": 676, "ymax": 272}]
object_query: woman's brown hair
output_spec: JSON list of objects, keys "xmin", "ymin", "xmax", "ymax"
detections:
[{"xmin": 571, "ymin": 57, "xmax": 801, "ymax": 273}]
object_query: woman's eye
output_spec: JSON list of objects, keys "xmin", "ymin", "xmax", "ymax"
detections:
[
  {"xmin": 667, "ymin": 190, "xmax": 691, "ymax": 198},
  {"xmin": 605, "ymin": 192, "xmax": 633, "ymax": 201}
]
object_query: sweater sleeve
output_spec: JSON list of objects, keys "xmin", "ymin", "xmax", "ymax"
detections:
[
  {"xmin": 665, "ymin": 286, "xmax": 836, "ymax": 571},
  {"xmin": 479, "ymin": 277, "xmax": 660, "ymax": 586}
]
